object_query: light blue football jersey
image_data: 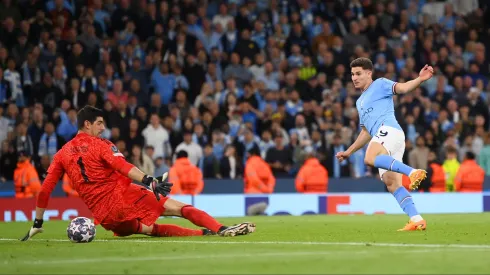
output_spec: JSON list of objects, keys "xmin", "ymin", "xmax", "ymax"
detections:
[{"xmin": 355, "ymin": 77, "xmax": 403, "ymax": 137}]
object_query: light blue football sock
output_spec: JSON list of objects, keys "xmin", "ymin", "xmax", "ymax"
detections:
[
  {"xmin": 393, "ymin": 186, "xmax": 420, "ymax": 219},
  {"xmin": 374, "ymin": 155, "xmax": 414, "ymax": 176}
]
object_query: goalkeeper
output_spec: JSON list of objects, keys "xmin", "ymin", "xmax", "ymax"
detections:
[{"xmin": 22, "ymin": 106, "xmax": 255, "ymax": 241}]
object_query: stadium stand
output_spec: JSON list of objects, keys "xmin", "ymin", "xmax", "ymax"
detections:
[{"xmin": 1, "ymin": 0, "xmax": 490, "ymax": 195}]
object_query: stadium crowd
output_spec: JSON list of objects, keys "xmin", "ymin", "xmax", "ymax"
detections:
[{"xmin": 1, "ymin": 0, "xmax": 490, "ymax": 194}]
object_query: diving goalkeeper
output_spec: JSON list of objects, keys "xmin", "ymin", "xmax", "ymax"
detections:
[{"xmin": 21, "ymin": 106, "xmax": 255, "ymax": 241}]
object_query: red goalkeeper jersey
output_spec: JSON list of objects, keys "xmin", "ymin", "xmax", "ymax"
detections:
[{"xmin": 37, "ymin": 132, "xmax": 135, "ymax": 222}]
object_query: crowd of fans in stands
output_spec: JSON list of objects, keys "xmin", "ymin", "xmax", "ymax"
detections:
[{"xmin": 1, "ymin": 0, "xmax": 490, "ymax": 188}]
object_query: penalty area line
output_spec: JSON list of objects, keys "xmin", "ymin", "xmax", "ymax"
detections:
[{"xmin": 1, "ymin": 238, "xmax": 490, "ymax": 249}]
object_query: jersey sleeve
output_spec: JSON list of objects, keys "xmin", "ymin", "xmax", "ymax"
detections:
[
  {"xmin": 98, "ymin": 139, "xmax": 135, "ymax": 176},
  {"xmin": 37, "ymin": 153, "xmax": 65, "ymax": 208},
  {"xmin": 378, "ymin": 78, "xmax": 398, "ymax": 96}
]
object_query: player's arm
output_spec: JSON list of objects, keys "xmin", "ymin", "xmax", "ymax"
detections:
[
  {"xmin": 21, "ymin": 154, "xmax": 65, "ymax": 241},
  {"xmin": 344, "ymin": 127, "xmax": 372, "ymax": 156},
  {"xmin": 99, "ymin": 141, "xmax": 173, "ymax": 199},
  {"xmin": 394, "ymin": 64, "xmax": 434, "ymax": 94}
]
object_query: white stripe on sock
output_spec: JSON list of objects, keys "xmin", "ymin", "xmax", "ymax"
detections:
[{"xmin": 389, "ymin": 159, "xmax": 396, "ymax": 171}]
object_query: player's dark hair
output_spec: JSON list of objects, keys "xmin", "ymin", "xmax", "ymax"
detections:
[
  {"xmin": 77, "ymin": 105, "xmax": 104, "ymax": 129},
  {"xmin": 465, "ymin": 151, "xmax": 476, "ymax": 160},
  {"xmin": 176, "ymin": 150, "xmax": 188, "ymax": 159},
  {"xmin": 350, "ymin": 57, "xmax": 373, "ymax": 71}
]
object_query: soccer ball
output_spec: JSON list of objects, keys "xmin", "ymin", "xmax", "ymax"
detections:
[{"xmin": 67, "ymin": 217, "xmax": 96, "ymax": 243}]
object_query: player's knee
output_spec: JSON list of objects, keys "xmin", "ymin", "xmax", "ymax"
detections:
[
  {"xmin": 364, "ymin": 156, "xmax": 375, "ymax": 167},
  {"xmin": 162, "ymin": 198, "xmax": 187, "ymax": 216}
]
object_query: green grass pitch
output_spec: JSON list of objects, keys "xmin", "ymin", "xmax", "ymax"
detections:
[{"xmin": 1, "ymin": 214, "xmax": 490, "ymax": 274}]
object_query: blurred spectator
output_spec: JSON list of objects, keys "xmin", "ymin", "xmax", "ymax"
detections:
[
  {"xmin": 0, "ymin": 140, "xmax": 16, "ymax": 182},
  {"xmin": 244, "ymin": 146, "xmax": 275, "ymax": 194},
  {"xmin": 4, "ymin": 58, "xmax": 23, "ymax": 106},
  {"xmin": 442, "ymin": 146, "xmax": 460, "ymax": 192},
  {"xmin": 199, "ymin": 143, "xmax": 221, "ymax": 178},
  {"xmin": 13, "ymin": 150, "xmax": 40, "ymax": 198},
  {"xmin": 423, "ymin": 151, "xmax": 446, "ymax": 193},
  {"xmin": 478, "ymin": 134, "xmax": 490, "ymax": 175},
  {"xmin": 169, "ymin": 150, "xmax": 204, "ymax": 195},
  {"xmin": 326, "ymin": 134, "xmax": 351, "ymax": 178},
  {"xmin": 56, "ymin": 108, "xmax": 78, "ymax": 141},
  {"xmin": 13, "ymin": 123, "xmax": 34, "ymax": 156},
  {"xmin": 220, "ymin": 145, "xmax": 242, "ymax": 179},
  {"xmin": 0, "ymin": 105, "xmax": 10, "ymax": 144},
  {"xmin": 455, "ymin": 152, "xmax": 485, "ymax": 192},
  {"xmin": 38, "ymin": 121, "xmax": 64, "ymax": 160},
  {"xmin": 125, "ymin": 118, "xmax": 144, "ymax": 154},
  {"xmin": 175, "ymin": 130, "xmax": 203, "ymax": 166},
  {"xmin": 107, "ymin": 80, "xmax": 128, "ymax": 108},
  {"xmin": 409, "ymin": 136, "xmax": 430, "ymax": 171},
  {"xmin": 0, "ymin": 0, "xmax": 487, "ymax": 187},
  {"xmin": 295, "ymin": 147, "xmax": 328, "ymax": 193},
  {"xmin": 35, "ymin": 155, "xmax": 51, "ymax": 182},
  {"xmin": 129, "ymin": 144, "xmax": 155, "ymax": 176},
  {"xmin": 265, "ymin": 134, "xmax": 292, "ymax": 177},
  {"xmin": 142, "ymin": 113, "xmax": 171, "ymax": 160},
  {"xmin": 154, "ymin": 156, "xmax": 171, "ymax": 177}
]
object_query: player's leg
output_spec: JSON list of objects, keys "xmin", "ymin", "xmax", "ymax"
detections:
[
  {"xmin": 380, "ymin": 170, "xmax": 426, "ymax": 231},
  {"xmin": 364, "ymin": 126, "xmax": 426, "ymax": 190},
  {"xmin": 371, "ymin": 132, "xmax": 426, "ymax": 231},
  {"xmin": 109, "ymin": 220, "xmax": 205, "ymax": 237},
  {"xmin": 163, "ymin": 198, "xmax": 256, "ymax": 236},
  {"xmin": 107, "ymin": 184, "xmax": 207, "ymax": 238}
]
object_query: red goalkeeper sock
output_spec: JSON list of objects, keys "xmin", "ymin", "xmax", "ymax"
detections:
[
  {"xmin": 150, "ymin": 224, "xmax": 203, "ymax": 237},
  {"xmin": 181, "ymin": 205, "xmax": 223, "ymax": 232}
]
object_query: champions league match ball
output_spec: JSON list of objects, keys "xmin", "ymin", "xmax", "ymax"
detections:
[{"xmin": 67, "ymin": 217, "xmax": 96, "ymax": 243}]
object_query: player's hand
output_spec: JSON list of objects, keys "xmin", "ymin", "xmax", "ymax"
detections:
[
  {"xmin": 335, "ymin": 151, "xmax": 350, "ymax": 162},
  {"xmin": 418, "ymin": 64, "xmax": 434, "ymax": 82},
  {"xmin": 20, "ymin": 219, "xmax": 44, "ymax": 241},
  {"xmin": 143, "ymin": 173, "xmax": 173, "ymax": 201}
]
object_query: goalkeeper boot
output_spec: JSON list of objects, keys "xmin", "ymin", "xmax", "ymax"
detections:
[
  {"xmin": 409, "ymin": 169, "xmax": 427, "ymax": 190},
  {"xmin": 397, "ymin": 219, "xmax": 427, "ymax": 231},
  {"xmin": 218, "ymin": 222, "xmax": 256, "ymax": 237}
]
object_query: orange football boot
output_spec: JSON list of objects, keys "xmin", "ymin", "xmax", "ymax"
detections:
[
  {"xmin": 409, "ymin": 169, "xmax": 427, "ymax": 190},
  {"xmin": 397, "ymin": 220, "xmax": 427, "ymax": 231}
]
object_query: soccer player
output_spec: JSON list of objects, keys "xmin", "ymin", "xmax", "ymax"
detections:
[
  {"xmin": 21, "ymin": 106, "xmax": 255, "ymax": 241},
  {"xmin": 336, "ymin": 58, "xmax": 433, "ymax": 231}
]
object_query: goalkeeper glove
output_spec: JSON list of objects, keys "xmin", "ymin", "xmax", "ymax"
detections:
[
  {"xmin": 20, "ymin": 218, "xmax": 44, "ymax": 241},
  {"xmin": 142, "ymin": 172, "xmax": 173, "ymax": 201}
]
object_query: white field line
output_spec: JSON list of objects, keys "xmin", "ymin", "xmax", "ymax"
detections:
[
  {"xmin": 2, "ymin": 238, "xmax": 490, "ymax": 250},
  {"xmin": 3, "ymin": 250, "xmax": 448, "ymax": 266}
]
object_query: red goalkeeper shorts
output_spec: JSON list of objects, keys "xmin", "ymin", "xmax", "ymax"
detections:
[{"xmin": 100, "ymin": 183, "xmax": 168, "ymax": 231}]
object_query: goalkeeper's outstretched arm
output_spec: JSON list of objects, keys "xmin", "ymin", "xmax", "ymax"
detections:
[
  {"xmin": 35, "ymin": 153, "xmax": 65, "ymax": 219},
  {"xmin": 21, "ymin": 154, "xmax": 64, "ymax": 241}
]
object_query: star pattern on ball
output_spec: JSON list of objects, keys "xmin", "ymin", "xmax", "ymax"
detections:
[
  {"xmin": 67, "ymin": 217, "xmax": 96, "ymax": 243},
  {"xmin": 80, "ymin": 232, "xmax": 92, "ymax": 242}
]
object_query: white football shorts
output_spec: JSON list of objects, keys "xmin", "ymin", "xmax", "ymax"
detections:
[{"xmin": 369, "ymin": 125, "xmax": 406, "ymax": 178}]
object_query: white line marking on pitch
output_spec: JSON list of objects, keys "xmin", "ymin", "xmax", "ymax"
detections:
[
  {"xmin": 4, "ymin": 251, "xmax": 368, "ymax": 265},
  {"xmin": 0, "ymin": 249, "xmax": 462, "ymax": 266},
  {"xmin": 2, "ymin": 238, "xmax": 490, "ymax": 249}
]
